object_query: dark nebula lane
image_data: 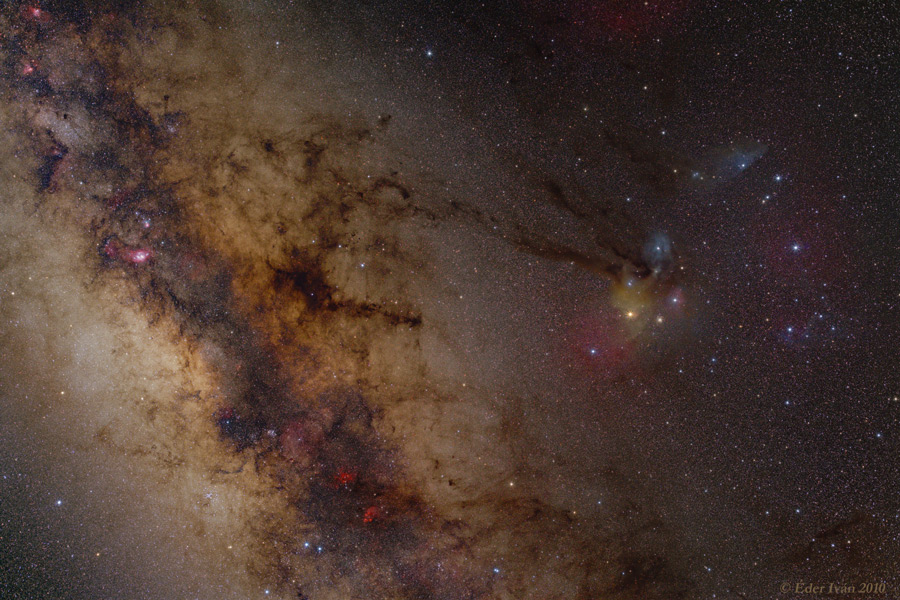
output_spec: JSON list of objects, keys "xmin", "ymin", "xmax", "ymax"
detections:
[
  {"xmin": 0, "ymin": 2, "xmax": 689, "ymax": 599},
  {"xmin": 1, "ymin": 4, "xmax": 472, "ymax": 598},
  {"xmin": 1, "ymin": 1, "xmax": 897, "ymax": 599}
]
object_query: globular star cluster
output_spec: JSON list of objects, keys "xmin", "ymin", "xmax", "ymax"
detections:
[{"xmin": 0, "ymin": 1, "xmax": 898, "ymax": 599}]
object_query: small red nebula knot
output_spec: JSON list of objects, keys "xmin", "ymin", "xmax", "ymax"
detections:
[
  {"xmin": 334, "ymin": 470, "xmax": 357, "ymax": 488},
  {"xmin": 124, "ymin": 247, "xmax": 152, "ymax": 264},
  {"xmin": 22, "ymin": 6, "xmax": 52, "ymax": 24},
  {"xmin": 107, "ymin": 188, "xmax": 133, "ymax": 210},
  {"xmin": 363, "ymin": 506, "xmax": 381, "ymax": 524},
  {"xmin": 101, "ymin": 236, "xmax": 153, "ymax": 265}
]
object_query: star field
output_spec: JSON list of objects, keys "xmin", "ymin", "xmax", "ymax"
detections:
[{"xmin": 0, "ymin": 1, "xmax": 898, "ymax": 599}]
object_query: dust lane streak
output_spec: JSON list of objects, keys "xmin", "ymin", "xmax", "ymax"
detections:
[
  {"xmin": 0, "ymin": 2, "xmax": 692, "ymax": 599},
  {"xmin": 0, "ymin": 3, "xmax": 491, "ymax": 598}
]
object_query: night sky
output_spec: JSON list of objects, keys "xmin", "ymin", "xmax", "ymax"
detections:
[{"xmin": 0, "ymin": 1, "xmax": 898, "ymax": 599}]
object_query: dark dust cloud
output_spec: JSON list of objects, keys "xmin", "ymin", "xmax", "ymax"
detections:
[{"xmin": 1, "ymin": 1, "xmax": 898, "ymax": 599}]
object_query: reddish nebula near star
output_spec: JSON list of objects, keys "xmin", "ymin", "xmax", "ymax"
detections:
[
  {"xmin": 565, "ymin": 311, "xmax": 633, "ymax": 379},
  {"xmin": 521, "ymin": 0, "xmax": 690, "ymax": 43}
]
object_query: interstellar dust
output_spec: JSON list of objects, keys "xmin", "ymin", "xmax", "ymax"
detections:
[{"xmin": 0, "ymin": 1, "xmax": 691, "ymax": 598}]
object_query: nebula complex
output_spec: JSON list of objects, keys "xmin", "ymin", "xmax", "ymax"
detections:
[
  {"xmin": 4, "ymin": 1, "xmax": 896, "ymax": 599},
  {"xmin": 0, "ymin": 2, "xmax": 686, "ymax": 599}
]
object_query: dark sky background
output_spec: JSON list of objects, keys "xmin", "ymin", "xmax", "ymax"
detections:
[{"xmin": 0, "ymin": 1, "xmax": 898, "ymax": 599}]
